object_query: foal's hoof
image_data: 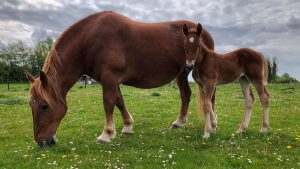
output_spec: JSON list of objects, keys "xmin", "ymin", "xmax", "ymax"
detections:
[
  {"xmin": 235, "ymin": 129, "xmax": 245, "ymax": 134},
  {"xmin": 170, "ymin": 123, "xmax": 183, "ymax": 129},
  {"xmin": 203, "ymin": 133, "xmax": 210, "ymax": 139},
  {"xmin": 211, "ymin": 127, "xmax": 217, "ymax": 133},
  {"xmin": 96, "ymin": 139, "xmax": 110, "ymax": 144}
]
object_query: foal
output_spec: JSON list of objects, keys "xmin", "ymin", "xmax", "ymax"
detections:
[{"xmin": 183, "ymin": 23, "xmax": 270, "ymax": 139}]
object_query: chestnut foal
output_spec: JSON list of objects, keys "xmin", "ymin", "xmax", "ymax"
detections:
[{"xmin": 183, "ymin": 23, "xmax": 269, "ymax": 139}]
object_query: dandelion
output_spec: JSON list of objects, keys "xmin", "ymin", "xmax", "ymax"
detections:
[
  {"xmin": 267, "ymin": 141, "xmax": 272, "ymax": 144},
  {"xmin": 202, "ymin": 142, "xmax": 206, "ymax": 145},
  {"xmin": 74, "ymin": 154, "xmax": 79, "ymax": 158},
  {"xmin": 287, "ymin": 145, "xmax": 292, "ymax": 149},
  {"xmin": 168, "ymin": 154, "xmax": 172, "ymax": 159},
  {"xmin": 23, "ymin": 154, "xmax": 29, "ymax": 159},
  {"xmin": 41, "ymin": 153, "xmax": 47, "ymax": 158},
  {"xmin": 62, "ymin": 155, "xmax": 68, "ymax": 159},
  {"xmin": 185, "ymin": 135, "xmax": 191, "ymax": 138}
]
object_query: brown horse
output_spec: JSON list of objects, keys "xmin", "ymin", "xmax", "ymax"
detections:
[
  {"xmin": 183, "ymin": 23, "xmax": 269, "ymax": 139},
  {"xmin": 25, "ymin": 11, "xmax": 214, "ymax": 147}
]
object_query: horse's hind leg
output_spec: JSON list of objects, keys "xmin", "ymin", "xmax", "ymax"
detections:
[
  {"xmin": 97, "ymin": 72, "xmax": 119, "ymax": 143},
  {"xmin": 236, "ymin": 77, "xmax": 254, "ymax": 133},
  {"xmin": 116, "ymin": 87, "xmax": 134, "ymax": 134},
  {"xmin": 171, "ymin": 72, "xmax": 191, "ymax": 128}
]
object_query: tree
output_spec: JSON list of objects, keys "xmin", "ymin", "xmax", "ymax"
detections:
[
  {"xmin": 0, "ymin": 41, "xmax": 31, "ymax": 89},
  {"xmin": 272, "ymin": 57, "xmax": 278, "ymax": 81},
  {"xmin": 267, "ymin": 57, "xmax": 272, "ymax": 82},
  {"xmin": 29, "ymin": 37, "xmax": 54, "ymax": 75}
]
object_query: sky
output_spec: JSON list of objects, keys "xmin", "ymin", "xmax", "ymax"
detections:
[{"xmin": 0, "ymin": 0, "xmax": 300, "ymax": 80}]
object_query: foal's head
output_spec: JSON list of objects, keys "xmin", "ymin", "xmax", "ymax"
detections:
[{"xmin": 183, "ymin": 23, "xmax": 202, "ymax": 68}]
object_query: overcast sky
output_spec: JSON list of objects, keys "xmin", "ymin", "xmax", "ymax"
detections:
[{"xmin": 0, "ymin": 0, "xmax": 300, "ymax": 80}]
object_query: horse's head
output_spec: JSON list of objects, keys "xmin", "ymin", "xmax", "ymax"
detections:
[
  {"xmin": 183, "ymin": 23, "xmax": 202, "ymax": 68},
  {"xmin": 25, "ymin": 71, "xmax": 67, "ymax": 148}
]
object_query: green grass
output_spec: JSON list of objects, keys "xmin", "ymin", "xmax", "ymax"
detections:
[{"xmin": 0, "ymin": 83, "xmax": 299, "ymax": 169}]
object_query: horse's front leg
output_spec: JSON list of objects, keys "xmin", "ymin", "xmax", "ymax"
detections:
[
  {"xmin": 97, "ymin": 72, "xmax": 118, "ymax": 143},
  {"xmin": 202, "ymin": 82, "xmax": 216, "ymax": 139},
  {"xmin": 116, "ymin": 87, "xmax": 134, "ymax": 134},
  {"xmin": 171, "ymin": 72, "xmax": 191, "ymax": 128}
]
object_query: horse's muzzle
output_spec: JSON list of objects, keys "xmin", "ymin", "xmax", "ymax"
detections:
[{"xmin": 37, "ymin": 135, "xmax": 56, "ymax": 148}]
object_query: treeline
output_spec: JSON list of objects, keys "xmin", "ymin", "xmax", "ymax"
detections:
[
  {"xmin": 0, "ymin": 37, "xmax": 53, "ymax": 85},
  {"xmin": 267, "ymin": 57, "xmax": 298, "ymax": 83}
]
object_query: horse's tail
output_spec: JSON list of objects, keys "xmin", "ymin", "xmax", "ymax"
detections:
[
  {"xmin": 196, "ymin": 85, "xmax": 204, "ymax": 118},
  {"xmin": 262, "ymin": 55, "xmax": 268, "ymax": 85}
]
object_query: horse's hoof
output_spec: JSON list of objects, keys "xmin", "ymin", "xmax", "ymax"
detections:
[
  {"xmin": 122, "ymin": 125, "xmax": 134, "ymax": 135},
  {"xmin": 259, "ymin": 127, "xmax": 268, "ymax": 133}
]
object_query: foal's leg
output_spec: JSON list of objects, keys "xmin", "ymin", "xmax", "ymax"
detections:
[
  {"xmin": 254, "ymin": 84, "xmax": 270, "ymax": 133},
  {"xmin": 236, "ymin": 78, "xmax": 255, "ymax": 133},
  {"xmin": 97, "ymin": 73, "xmax": 118, "ymax": 143},
  {"xmin": 210, "ymin": 88, "xmax": 217, "ymax": 132},
  {"xmin": 116, "ymin": 87, "xmax": 134, "ymax": 134},
  {"xmin": 171, "ymin": 72, "xmax": 191, "ymax": 128},
  {"xmin": 202, "ymin": 82, "xmax": 216, "ymax": 139}
]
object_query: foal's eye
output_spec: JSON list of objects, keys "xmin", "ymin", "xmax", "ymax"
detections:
[{"xmin": 42, "ymin": 105, "xmax": 49, "ymax": 112}]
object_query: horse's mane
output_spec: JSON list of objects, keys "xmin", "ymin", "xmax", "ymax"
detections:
[{"xmin": 29, "ymin": 47, "xmax": 65, "ymax": 109}]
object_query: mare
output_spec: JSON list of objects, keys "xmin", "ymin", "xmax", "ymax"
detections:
[
  {"xmin": 182, "ymin": 23, "xmax": 269, "ymax": 139},
  {"xmin": 25, "ymin": 11, "xmax": 215, "ymax": 147}
]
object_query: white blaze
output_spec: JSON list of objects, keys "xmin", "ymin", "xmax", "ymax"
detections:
[{"xmin": 189, "ymin": 37, "xmax": 194, "ymax": 43}]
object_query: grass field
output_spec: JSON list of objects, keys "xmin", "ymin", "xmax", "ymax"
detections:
[{"xmin": 0, "ymin": 82, "xmax": 299, "ymax": 169}]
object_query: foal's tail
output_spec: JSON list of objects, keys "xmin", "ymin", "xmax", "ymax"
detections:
[
  {"xmin": 196, "ymin": 85, "xmax": 204, "ymax": 118},
  {"xmin": 262, "ymin": 55, "xmax": 268, "ymax": 85}
]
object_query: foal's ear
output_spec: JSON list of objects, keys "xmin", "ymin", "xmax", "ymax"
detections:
[
  {"xmin": 39, "ymin": 70, "xmax": 48, "ymax": 88},
  {"xmin": 196, "ymin": 23, "xmax": 202, "ymax": 37},
  {"xmin": 183, "ymin": 24, "xmax": 189, "ymax": 36},
  {"xmin": 25, "ymin": 71, "xmax": 35, "ymax": 83}
]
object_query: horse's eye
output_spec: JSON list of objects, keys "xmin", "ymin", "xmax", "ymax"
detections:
[{"xmin": 42, "ymin": 105, "xmax": 49, "ymax": 112}]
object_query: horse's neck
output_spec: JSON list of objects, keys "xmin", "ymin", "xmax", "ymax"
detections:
[
  {"xmin": 199, "ymin": 44, "xmax": 215, "ymax": 62},
  {"xmin": 46, "ymin": 50, "xmax": 83, "ymax": 97}
]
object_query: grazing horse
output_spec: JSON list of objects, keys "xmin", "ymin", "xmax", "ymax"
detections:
[
  {"xmin": 25, "ymin": 11, "xmax": 215, "ymax": 147},
  {"xmin": 182, "ymin": 23, "xmax": 269, "ymax": 139}
]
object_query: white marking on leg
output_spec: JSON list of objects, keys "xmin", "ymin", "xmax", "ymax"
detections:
[
  {"xmin": 96, "ymin": 123, "xmax": 116, "ymax": 143},
  {"xmin": 203, "ymin": 111, "xmax": 212, "ymax": 139}
]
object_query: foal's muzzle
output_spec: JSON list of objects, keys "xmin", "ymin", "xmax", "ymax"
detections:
[
  {"xmin": 37, "ymin": 135, "xmax": 56, "ymax": 148},
  {"xmin": 185, "ymin": 64, "xmax": 194, "ymax": 74}
]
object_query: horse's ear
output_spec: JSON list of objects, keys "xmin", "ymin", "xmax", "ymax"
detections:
[
  {"xmin": 39, "ymin": 70, "xmax": 48, "ymax": 88},
  {"xmin": 183, "ymin": 24, "xmax": 189, "ymax": 36},
  {"xmin": 25, "ymin": 71, "xmax": 35, "ymax": 83},
  {"xmin": 196, "ymin": 23, "xmax": 202, "ymax": 37}
]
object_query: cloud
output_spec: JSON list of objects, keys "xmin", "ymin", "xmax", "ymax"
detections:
[{"xmin": 0, "ymin": 0, "xmax": 300, "ymax": 80}]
